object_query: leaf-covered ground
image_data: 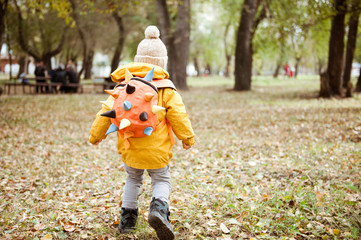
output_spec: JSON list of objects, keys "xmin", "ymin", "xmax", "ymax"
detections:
[{"xmin": 1, "ymin": 76, "xmax": 360, "ymax": 239}]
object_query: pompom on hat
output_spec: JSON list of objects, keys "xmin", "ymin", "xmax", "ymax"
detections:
[{"xmin": 134, "ymin": 26, "xmax": 168, "ymax": 69}]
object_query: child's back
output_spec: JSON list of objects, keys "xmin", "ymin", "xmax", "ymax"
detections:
[{"xmin": 89, "ymin": 62, "xmax": 195, "ymax": 169}]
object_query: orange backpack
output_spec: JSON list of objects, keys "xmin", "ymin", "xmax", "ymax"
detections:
[{"xmin": 100, "ymin": 68, "xmax": 176, "ymax": 149}]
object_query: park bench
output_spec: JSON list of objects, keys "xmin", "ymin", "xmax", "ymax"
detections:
[
  {"xmin": 3, "ymin": 80, "xmax": 34, "ymax": 94},
  {"xmin": 93, "ymin": 76, "xmax": 116, "ymax": 93},
  {"xmin": 3, "ymin": 78, "xmax": 83, "ymax": 94}
]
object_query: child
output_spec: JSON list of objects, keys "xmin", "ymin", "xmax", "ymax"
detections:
[{"xmin": 89, "ymin": 26, "xmax": 195, "ymax": 240}]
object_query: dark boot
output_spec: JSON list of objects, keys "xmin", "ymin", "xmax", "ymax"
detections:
[
  {"xmin": 148, "ymin": 198, "xmax": 174, "ymax": 240},
  {"xmin": 118, "ymin": 208, "xmax": 138, "ymax": 234}
]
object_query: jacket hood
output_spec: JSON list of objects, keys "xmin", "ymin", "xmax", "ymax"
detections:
[{"xmin": 110, "ymin": 62, "xmax": 169, "ymax": 83}]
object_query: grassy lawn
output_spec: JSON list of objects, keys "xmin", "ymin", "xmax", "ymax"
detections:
[{"xmin": 1, "ymin": 76, "xmax": 360, "ymax": 239}]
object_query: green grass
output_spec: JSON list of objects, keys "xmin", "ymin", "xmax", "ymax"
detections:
[
  {"xmin": 0, "ymin": 76, "xmax": 360, "ymax": 239},
  {"xmin": 187, "ymin": 74, "xmax": 321, "ymax": 88}
]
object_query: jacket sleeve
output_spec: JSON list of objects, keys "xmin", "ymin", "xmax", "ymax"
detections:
[
  {"xmin": 89, "ymin": 96, "xmax": 113, "ymax": 144},
  {"xmin": 164, "ymin": 89, "xmax": 195, "ymax": 146}
]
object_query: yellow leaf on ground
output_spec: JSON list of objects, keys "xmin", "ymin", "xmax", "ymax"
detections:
[
  {"xmin": 217, "ymin": 187, "xmax": 225, "ymax": 192},
  {"xmin": 332, "ymin": 229, "xmax": 340, "ymax": 235},
  {"xmin": 41, "ymin": 234, "xmax": 53, "ymax": 240},
  {"xmin": 316, "ymin": 191, "xmax": 325, "ymax": 202}
]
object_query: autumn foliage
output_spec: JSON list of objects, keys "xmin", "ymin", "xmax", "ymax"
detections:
[{"xmin": 0, "ymin": 76, "xmax": 360, "ymax": 239}]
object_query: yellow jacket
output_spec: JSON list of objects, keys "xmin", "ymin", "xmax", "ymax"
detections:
[{"xmin": 89, "ymin": 63, "xmax": 195, "ymax": 169}]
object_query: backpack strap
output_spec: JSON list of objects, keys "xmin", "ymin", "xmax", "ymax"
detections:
[
  {"xmin": 153, "ymin": 79, "xmax": 176, "ymax": 145},
  {"xmin": 119, "ymin": 131, "xmax": 135, "ymax": 150},
  {"xmin": 156, "ymin": 119, "xmax": 175, "ymax": 145}
]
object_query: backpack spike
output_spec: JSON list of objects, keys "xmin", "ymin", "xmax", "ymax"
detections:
[
  {"xmin": 144, "ymin": 92, "xmax": 154, "ymax": 102},
  {"xmin": 118, "ymin": 119, "xmax": 131, "ymax": 130},
  {"xmin": 152, "ymin": 105, "xmax": 165, "ymax": 114},
  {"xmin": 144, "ymin": 68, "xmax": 154, "ymax": 82},
  {"xmin": 125, "ymin": 68, "xmax": 133, "ymax": 83},
  {"xmin": 101, "ymin": 109, "xmax": 116, "ymax": 118},
  {"xmin": 139, "ymin": 112, "xmax": 148, "ymax": 121},
  {"xmin": 126, "ymin": 84, "xmax": 136, "ymax": 94},
  {"xmin": 105, "ymin": 123, "xmax": 119, "ymax": 135},
  {"xmin": 99, "ymin": 99, "xmax": 114, "ymax": 109},
  {"xmin": 144, "ymin": 127, "xmax": 153, "ymax": 136},
  {"xmin": 122, "ymin": 101, "xmax": 132, "ymax": 111},
  {"xmin": 104, "ymin": 89, "xmax": 120, "ymax": 98}
]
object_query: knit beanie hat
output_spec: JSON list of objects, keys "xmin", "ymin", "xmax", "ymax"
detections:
[{"xmin": 134, "ymin": 26, "xmax": 168, "ymax": 69}]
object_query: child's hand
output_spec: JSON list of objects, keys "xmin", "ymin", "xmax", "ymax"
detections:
[
  {"xmin": 183, "ymin": 142, "xmax": 191, "ymax": 150},
  {"xmin": 93, "ymin": 140, "xmax": 102, "ymax": 145}
]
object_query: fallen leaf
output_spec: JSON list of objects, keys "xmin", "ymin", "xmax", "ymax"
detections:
[
  {"xmin": 34, "ymin": 223, "xmax": 45, "ymax": 231},
  {"xmin": 205, "ymin": 209, "xmax": 214, "ymax": 218},
  {"xmin": 41, "ymin": 234, "xmax": 53, "ymax": 240},
  {"xmin": 316, "ymin": 191, "xmax": 325, "ymax": 203},
  {"xmin": 220, "ymin": 223, "xmax": 230, "ymax": 234},
  {"xmin": 228, "ymin": 218, "xmax": 241, "ymax": 225},
  {"xmin": 216, "ymin": 187, "xmax": 225, "ymax": 192},
  {"xmin": 262, "ymin": 193, "xmax": 270, "ymax": 201},
  {"xmin": 60, "ymin": 219, "xmax": 76, "ymax": 232},
  {"xmin": 207, "ymin": 220, "xmax": 217, "ymax": 226},
  {"xmin": 112, "ymin": 220, "xmax": 120, "ymax": 227}
]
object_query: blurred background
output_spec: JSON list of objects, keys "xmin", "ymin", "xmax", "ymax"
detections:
[{"xmin": 0, "ymin": 0, "xmax": 360, "ymax": 96}]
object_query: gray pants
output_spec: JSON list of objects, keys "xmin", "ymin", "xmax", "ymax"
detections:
[{"xmin": 122, "ymin": 163, "xmax": 171, "ymax": 209}]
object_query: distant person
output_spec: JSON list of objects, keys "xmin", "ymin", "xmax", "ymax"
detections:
[
  {"xmin": 34, "ymin": 61, "xmax": 47, "ymax": 93},
  {"xmin": 49, "ymin": 68, "xmax": 58, "ymax": 93},
  {"xmin": 65, "ymin": 62, "xmax": 78, "ymax": 93},
  {"xmin": 284, "ymin": 63, "xmax": 290, "ymax": 77},
  {"xmin": 290, "ymin": 66, "xmax": 295, "ymax": 78},
  {"xmin": 52, "ymin": 65, "xmax": 66, "ymax": 93},
  {"xmin": 19, "ymin": 73, "xmax": 29, "ymax": 85}
]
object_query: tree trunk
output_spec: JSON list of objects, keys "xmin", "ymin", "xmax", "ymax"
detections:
[
  {"xmin": 25, "ymin": 55, "xmax": 30, "ymax": 74},
  {"xmin": 345, "ymin": 81, "xmax": 353, "ymax": 97},
  {"xmin": 206, "ymin": 63, "xmax": 212, "ymax": 76},
  {"xmin": 317, "ymin": 57, "xmax": 326, "ymax": 74},
  {"xmin": 156, "ymin": 0, "xmax": 176, "ymax": 79},
  {"xmin": 320, "ymin": 72, "xmax": 332, "ymax": 97},
  {"xmin": 43, "ymin": 53, "xmax": 52, "ymax": 72},
  {"xmin": 193, "ymin": 57, "xmax": 200, "ymax": 77},
  {"xmin": 0, "ymin": 0, "xmax": 8, "ymax": 48},
  {"xmin": 7, "ymin": 40, "xmax": 12, "ymax": 80},
  {"xmin": 110, "ymin": 11, "xmax": 124, "ymax": 73},
  {"xmin": 224, "ymin": 54, "xmax": 231, "ymax": 78},
  {"xmin": 324, "ymin": 0, "xmax": 347, "ymax": 97},
  {"xmin": 274, "ymin": 31, "xmax": 286, "ymax": 79},
  {"xmin": 17, "ymin": 55, "xmax": 26, "ymax": 77},
  {"xmin": 234, "ymin": 0, "xmax": 261, "ymax": 91},
  {"xmin": 14, "ymin": 0, "xmax": 64, "ymax": 72},
  {"xmin": 295, "ymin": 57, "xmax": 301, "ymax": 78},
  {"xmin": 223, "ymin": 20, "xmax": 231, "ymax": 78},
  {"xmin": 342, "ymin": 0, "xmax": 360, "ymax": 88},
  {"xmin": 156, "ymin": 0, "xmax": 190, "ymax": 90},
  {"xmin": 84, "ymin": 49, "xmax": 94, "ymax": 79},
  {"xmin": 173, "ymin": 0, "xmax": 190, "ymax": 90},
  {"xmin": 273, "ymin": 64, "xmax": 281, "ymax": 78},
  {"xmin": 69, "ymin": 0, "xmax": 94, "ymax": 80}
]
